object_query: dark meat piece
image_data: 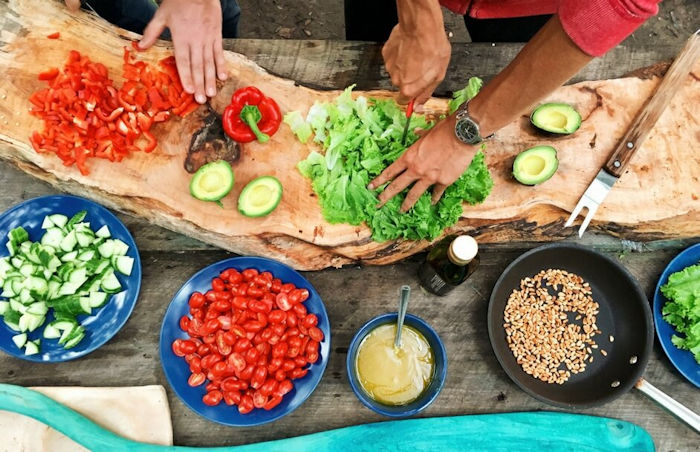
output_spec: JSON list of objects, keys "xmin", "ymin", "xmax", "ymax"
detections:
[{"xmin": 185, "ymin": 105, "xmax": 240, "ymax": 173}]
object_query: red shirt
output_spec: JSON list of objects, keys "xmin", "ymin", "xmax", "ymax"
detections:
[{"xmin": 440, "ymin": 0, "xmax": 661, "ymax": 56}]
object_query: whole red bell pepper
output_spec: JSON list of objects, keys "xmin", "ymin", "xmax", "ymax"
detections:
[{"xmin": 222, "ymin": 86, "xmax": 281, "ymax": 143}]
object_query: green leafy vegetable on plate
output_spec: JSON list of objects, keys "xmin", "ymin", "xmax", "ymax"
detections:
[
  {"xmin": 660, "ymin": 262, "xmax": 700, "ymax": 364},
  {"xmin": 286, "ymin": 79, "xmax": 492, "ymax": 242}
]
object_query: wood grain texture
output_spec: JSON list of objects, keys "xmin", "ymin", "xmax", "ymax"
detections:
[
  {"xmin": 1, "ymin": 0, "xmax": 699, "ymax": 270},
  {"xmin": 604, "ymin": 31, "xmax": 700, "ymax": 177}
]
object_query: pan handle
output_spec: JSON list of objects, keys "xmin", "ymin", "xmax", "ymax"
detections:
[{"xmin": 635, "ymin": 378, "xmax": 700, "ymax": 433}]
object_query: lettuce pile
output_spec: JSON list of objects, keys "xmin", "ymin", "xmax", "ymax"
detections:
[
  {"xmin": 285, "ymin": 80, "xmax": 492, "ymax": 242},
  {"xmin": 661, "ymin": 262, "xmax": 700, "ymax": 364}
]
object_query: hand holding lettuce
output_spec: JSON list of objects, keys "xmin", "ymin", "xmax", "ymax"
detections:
[{"xmin": 286, "ymin": 80, "xmax": 492, "ymax": 242}]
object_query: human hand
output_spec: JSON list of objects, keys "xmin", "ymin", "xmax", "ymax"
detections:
[
  {"xmin": 382, "ymin": 22, "xmax": 451, "ymax": 107},
  {"xmin": 138, "ymin": 0, "xmax": 227, "ymax": 104},
  {"xmin": 368, "ymin": 115, "xmax": 477, "ymax": 212}
]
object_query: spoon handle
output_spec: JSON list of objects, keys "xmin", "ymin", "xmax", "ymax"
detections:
[{"xmin": 395, "ymin": 285, "xmax": 411, "ymax": 347}]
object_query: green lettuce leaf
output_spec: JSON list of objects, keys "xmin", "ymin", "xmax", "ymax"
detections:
[
  {"xmin": 291, "ymin": 82, "xmax": 493, "ymax": 242},
  {"xmin": 283, "ymin": 111, "xmax": 313, "ymax": 143},
  {"xmin": 660, "ymin": 262, "xmax": 700, "ymax": 363},
  {"xmin": 448, "ymin": 77, "xmax": 483, "ymax": 114}
]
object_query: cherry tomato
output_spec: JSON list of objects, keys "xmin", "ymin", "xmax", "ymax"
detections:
[
  {"xmin": 306, "ymin": 340, "xmax": 319, "ymax": 356},
  {"xmin": 281, "ymin": 359, "xmax": 296, "ymax": 372},
  {"xmin": 249, "ymin": 300, "xmax": 267, "ymax": 313},
  {"xmin": 263, "ymin": 395, "xmax": 282, "ymax": 411},
  {"xmin": 202, "ymin": 334, "xmax": 216, "ymax": 344},
  {"xmin": 203, "ymin": 390, "xmax": 223, "ymax": 406},
  {"xmin": 251, "ymin": 366, "xmax": 268, "ymax": 389},
  {"xmin": 189, "ymin": 356, "xmax": 202, "ymax": 373},
  {"xmin": 247, "ymin": 285, "xmax": 264, "ymax": 299},
  {"xmin": 242, "ymin": 269, "xmax": 259, "ymax": 281},
  {"xmin": 271, "ymin": 279, "xmax": 282, "ymax": 293},
  {"xmin": 228, "ymin": 271, "xmax": 243, "ymax": 284},
  {"xmin": 218, "ymin": 315, "xmax": 232, "ymax": 330},
  {"xmin": 203, "ymin": 318, "xmax": 221, "ymax": 335},
  {"xmin": 294, "ymin": 356, "xmax": 308, "ymax": 368},
  {"xmin": 238, "ymin": 395, "xmax": 254, "ymax": 414},
  {"xmin": 217, "ymin": 334, "xmax": 232, "ymax": 355},
  {"xmin": 252, "ymin": 390, "xmax": 267, "ymax": 409},
  {"xmin": 212, "ymin": 300, "xmax": 231, "ymax": 312},
  {"xmin": 197, "ymin": 343, "xmax": 212, "ymax": 356},
  {"xmin": 239, "ymin": 364, "xmax": 255, "ymax": 380},
  {"xmin": 233, "ymin": 338, "xmax": 253, "ymax": 353},
  {"xmin": 205, "ymin": 382, "xmax": 219, "ymax": 393},
  {"xmin": 276, "ymin": 293, "xmax": 292, "ymax": 311},
  {"xmin": 274, "ymin": 369, "xmax": 287, "ymax": 381},
  {"xmin": 243, "ymin": 321, "xmax": 264, "ymax": 333},
  {"xmin": 223, "ymin": 390, "xmax": 241, "ymax": 406},
  {"xmin": 268, "ymin": 310, "xmax": 285, "ymax": 324},
  {"xmin": 306, "ymin": 351, "xmax": 319, "ymax": 363},
  {"xmin": 268, "ymin": 357, "xmax": 283, "ymax": 372},
  {"xmin": 293, "ymin": 303, "xmax": 307, "ymax": 317},
  {"xmin": 204, "ymin": 309, "xmax": 219, "ymax": 321},
  {"xmin": 205, "ymin": 291, "xmax": 217, "ymax": 303},
  {"xmin": 302, "ymin": 314, "xmax": 318, "ymax": 328},
  {"xmin": 231, "ymin": 325, "xmax": 246, "ymax": 338},
  {"xmin": 180, "ymin": 340, "xmax": 197, "ymax": 355},
  {"xmin": 188, "ymin": 372, "xmax": 205, "ymax": 387},
  {"xmin": 227, "ymin": 352, "xmax": 246, "ymax": 372},
  {"xmin": 286, "ymin": 311, "xmax": 298, "ymax": 327},
  {"xmin": 275, "ymin": 379, "xmax": 293, "ymax": 397},
  {"xmin": 280, "ymin": 283, "xmax": 295, "ymax": 293},
  {"xmin": 189, "ymin": 292, "xmax": 205, "ymax": 308},
  {"xmin": 179, "ymin": 315, "xmax": 190, "ymax": 331},
  {"xmin": 290, "ymin": 368, "xmax": 308, "ymax": 380},
  {"xmin": 201, "ymin": 353, "xmax": 222, "ymax": 370},
  {"xmin": 272, "ymin": 342, "xmax": 288, "ymax": 359},
  {"xmin": 212, "ymin": 277, "xmax": 225, "ymax": 292},
  {"xmin": 171, "ymin": 340, "xmax": 185, "ymax": 357},
  {"xmin": 245, "ymin": 347, "xmax": 260, "ymax": 363},
  {"xmin": 309, "ymin": 327, "xmax": 324, "ymax": 342},
  {"xmin": 289, "ymin": 290, "xmax": 301, "ymax": 305},
  {"xmin": 211, "ymin": 361, "xmax": 228, "ymax": 378},
  {"xmin": 298, "ymin": 289, "xmax": 309, "ymax": 302}
]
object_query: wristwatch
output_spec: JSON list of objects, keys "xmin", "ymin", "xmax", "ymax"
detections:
[{"xmin": 454, "ymin": 101, "xmax": 492, "ymax": 145}]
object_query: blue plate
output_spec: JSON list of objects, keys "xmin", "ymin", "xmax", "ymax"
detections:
[
  {"xmin": 160, "ymin": 256, "xmax": 331, "ymax": 426},
  {"xmin": 0, "ymin": 195, "xmax": 141, "ymax": 362},
  {"xmin": 653, "ymin": 243, "xmax": 700, "ymax": 388}
]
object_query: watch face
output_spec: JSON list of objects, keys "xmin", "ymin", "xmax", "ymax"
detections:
[{"xmin": 456, "ymin": 117, "xmax": 481, "ymax": 145}]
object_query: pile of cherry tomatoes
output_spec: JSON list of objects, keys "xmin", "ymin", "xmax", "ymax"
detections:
[{"xmin": 172, "ymin": 267, "xmax": 324, "ymax": 414}]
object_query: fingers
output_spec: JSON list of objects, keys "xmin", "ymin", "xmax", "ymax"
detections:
[
  {"xmin": 401, "ymin": 179, "xmax": 432, "ymax": 212},
  {"xmin": 173, "ymin": 43, "xmax": 194, "ymax": 94},
  {"xmin": 214, "ymin": 35, "xmax": 227, "ymax": 81},
  {"xmin": 377, "ymin": 171, "xmax": 416, "ymax": 208},
  {"xmin": 204, "ymin": 43, "xmax": 217, "ymax": 98},
  {"xmin": 65, "ymin": 0, "xmax": 81, "ymax": 11},
  {"xmin": 368, "ymin": 158, "xmax": 406, "ymax": 190},
  {"xmin": 139, "ymin": 11, "xmax": 167, "ymax": 50},
  {"xmin": 189, "ymin": 45, "xmax": 207, "ymax": 104},
  {"xmin": 431, "ymin": 184, "xmax": 447, "ymax": 205}
]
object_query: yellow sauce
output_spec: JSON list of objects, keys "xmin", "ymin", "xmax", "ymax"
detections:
[{"xmin": 355, "ymin": 324, "xmax": 434, "ymax": 405}]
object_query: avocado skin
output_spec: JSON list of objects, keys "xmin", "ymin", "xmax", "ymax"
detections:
[
  {"xmin": 189, "ymin": 160, "xmax": 235, "ymax": 202},
  {"xmin": 530, "ymin": 103, "xmax": 582, "ymax": 135},
  {"xmin": 512, "ymin": 145, "xmax": 559, "ymax": 186}
]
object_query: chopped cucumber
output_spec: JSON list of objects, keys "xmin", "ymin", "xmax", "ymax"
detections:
[
  {"xmin": 65, "ymin": 211, "xmax": 87, "ymax": 230},
  {"xmin": 8, "ymin": 227, "xmax": 29, "ymax": 244},
  {"xmin": 41, "ymin": 216, "xmax": 54, "ymax": 229},
  {"xmin": 88, "ymin": 291, "xmax": 108, "ymax": 308},
  {"xmin": 28, "ymin": 301, "xmax": 48, "ymax": 316},
  {"xmin": 41, "ymin": 228, "xmax": 64, "ymax": 248},
  {"xmin": 77, "ymin": 250, "xmax": 95, "ymax": 262},
  {"xmin": 100, "ymin": 270, "xmax": 122, "ymax": 293},
  {"xmin": 12, "ymin": 333, "xmax": 27, "ymax": 349},
  {"xmin": 0, "ymin": 301, "xmax": 8, "ymax": 315},
  {"xmin": 114, "ymin": 256, "xmax": 134, "ymax": 276},
  {"xmin": 95, "ymin": 225, "xmax": 111, "ymax": 238},
  {"xmin": 24, "ymin": 340, "xmax": 40, "ymax": 355},
  {"xmin": 48, "ymin": 214, "xmax": 68, "ymax": 229},
  {"xmin": 60, "ymin": 230, "xmax": 78, "ymax": 253},
  {"xmin": 97, "ymin": 240, "xmax": 115, "ymax": 258},
  {"xmin": 43, "ymin": 323, "xmax": 61, "ymax": 339},
  {"xmin": 64, "ymin": 331, "xmax": 85, "ymax": 349},
  {"xmin": 77, "ymin": 231, "xmax": 94, "ymax": 248},
  {"xmin": 61, "ymin": 250, "xmax": 78, "ymax": 262}
]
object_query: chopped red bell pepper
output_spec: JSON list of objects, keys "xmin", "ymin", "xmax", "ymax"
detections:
[
  {"xmin": 222, "ymin": 86, "xmax": 282, "ymax": 143},
  {"xmin": 47, "ymin": 32, "xmax": 60, "ymax": 39}
]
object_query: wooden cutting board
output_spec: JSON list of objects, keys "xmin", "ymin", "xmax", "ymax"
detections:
[{"xmin": 0, "ymin": 0, "xmax": 698, "ymax": 270}]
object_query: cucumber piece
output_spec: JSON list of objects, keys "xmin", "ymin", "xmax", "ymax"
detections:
[
  {"xmin": 59, "ymin": 230, "xmax": 78, "ymax": 253},
  {"xmin": 8, "ymin": 227, "xmax": 29, "ymax": 245},
  {"xmin": 19, "ymin": 263, "xmax": 35, "ymax": 278},
  {"xmin": 0, "ymin": 301, "xmax": 8, "ymax": 315},
  {"xmin": 88, "ymin": 291, "xmax": 108, "ymax": 308},
  {"xmin": 76, "ymin": 231, "xmax": 94, "ymax": 248},
  {"xmin": 0, "ymin": 259, "xmax": 12, "ymax": 278},
  {"xmin": 22, "ymin": 313, "xmax": 44, "ymax": 332},
  {"xmin": 58, "ymin": 324, "xmax": 81, "ymax": 345},
  {"xmin": 41, "ymin": 216, "xmax": 53, "ymax": 229},
  {"xmin": 111, "ymin": 239, "xmax": 129, "ymax": 256},
  {"xmin": 53, "ymin": 320, "xmax": 78, "ymax": 332},
  {"xmin": 27, "ymin": 301, "xmax": 48, "ymax": 316},
  {"xmin": 4, "ymin": 320, "xmax": 20, "ymax": 332},
  {"xmin": 41, "ymin": 228, "xmax": 64, "ymax": 248},
  {"xmin": 12, "ymin": 333, "xmax": 27, "ymax": 349},
  {"xmin": 43, "ymin": 323, "xmax": 61, "ymax": 339},
  {"xmin": 18, "ymin": 313, "xmax": 30, "ymax": 332},
  {"xmin": 6, "ymin": 241, "xmax": 18, "ymax": 256},
  {"xmin": 77, "ymin": 250, "xmax": 95, "ymax": 262},
  {"xmin": 113, "ymin": 256, "xmax": 134, "ymax": 276},
  {"xmin": 63, "ymin": 331, "xmax": 85, "ymax": 349},
  {"xmin": 27, "ymin": 276, "xmax": 48, "ymax": 297},
  {"xmin": 57, "ymin": 262, "xmax": 76, "ymax": 281},
  {"xmin": 18, "ymin": 288, "xmax": 33, "ymax": 304},
  {"xmin": 47, "ymin": 280, "xmax": 61, "ymax": 300},
  {"xmin": 79, "ymin": 297, "xmax": 92, "ymax": 315},
  {"xmin": 47, "ymin": 255, "xmax": 62, "ymax": 272},
  {"xmin": 24, "ymin": 340, "xmax": 40, "ymax": 355},
  {"xmin": 58, "ymin": 281, "xmax": 82, "ymax": 297},
  {"xmin": 48, "ymin": 214, "xmax": 68, "ymax": 229},
  {"xmin": 95, "ymin": 225, "xmax": 111, "ymax": 238},
  {"xmin": 65, "ymin": 211, "xmax": 87, "ymax": 230},
  {"xmin": 97, "ymin": 240, "xmax": 115, "ymax": 258},
  {"xmin": 60, "ymin": 250, "xmax": 78, "ymax": 262},
  {"xmin": 9, "ymin": 299, "xmax": 26, "ymax": 314},
  {"xmin": 69, "ymin": 267, "xmax": 88, "ymax": 285},
  {"xmin": 100, "ymin": 270, "xmax": 122, "ymax": 293}
]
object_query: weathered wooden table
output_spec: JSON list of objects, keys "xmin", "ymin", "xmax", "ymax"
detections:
[{"xmin": 0, "ymin": 39, "xmax": 698, "ymax": 450}]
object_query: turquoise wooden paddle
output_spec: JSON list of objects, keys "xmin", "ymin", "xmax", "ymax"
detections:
[{"xmin": 0, "ymin": 384, "xmax": 653, "ymax": 451}]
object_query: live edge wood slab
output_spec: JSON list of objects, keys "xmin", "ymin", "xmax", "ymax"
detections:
[
  {"xmin": 0, "ymin": 1, "xmax": 698, "ymax": 450},
  {"xmin": 0, "ymin": 0, "xmax": 698, "ymax": 270}
]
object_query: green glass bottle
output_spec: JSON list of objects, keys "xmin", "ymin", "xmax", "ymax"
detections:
[{"xmin": 418, "ymin": 235, "xmax": 479, "ymax": 296}]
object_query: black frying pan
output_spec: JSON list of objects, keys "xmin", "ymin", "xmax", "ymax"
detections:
[{"xmin": 487, "ymin": 244, "xmax": 700, "ymax": 431}]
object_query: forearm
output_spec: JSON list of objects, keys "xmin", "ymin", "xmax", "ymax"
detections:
[
  {"xmin": 396, "ymin": 0, "xmax": 443, "ymax": 31},
  {"xmin": 468, "ymin": 15, "xmax": 593, "ymax": 137}
]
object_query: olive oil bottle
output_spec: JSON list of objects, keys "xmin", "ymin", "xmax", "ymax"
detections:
[{"xmin": 418, "ymin": 235, "xmax": 479, "ymax": 296}]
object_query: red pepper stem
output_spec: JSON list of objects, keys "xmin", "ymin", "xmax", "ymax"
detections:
[{"xmin": 240, "ymin": 105, "xmax": 270, "ymax": 143}]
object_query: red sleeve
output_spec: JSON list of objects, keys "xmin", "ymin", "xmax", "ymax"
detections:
[{"xmin": 559, "ymin": 0, "xmax": 662, "ymax": 57}]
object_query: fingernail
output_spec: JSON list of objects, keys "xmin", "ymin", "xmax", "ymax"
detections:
[
  {"xmin": 195, "ymin": 94, "xmax": 207, "ymax": 104},
  {"xmin": 367, "ymin": 183, "xmax": 375, "ymax": 190},
  {"xmin": 218, "ymin": 72, "xmax": 228, "ymax": 80},
  {"xmin": 206, "ymin": 88, "xmax": 216, "ymax": 97}
]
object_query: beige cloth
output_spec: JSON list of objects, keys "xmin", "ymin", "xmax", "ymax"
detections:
[{"xmin": 0, "ymin": 386, "xmax": 173, "ymax": 452}]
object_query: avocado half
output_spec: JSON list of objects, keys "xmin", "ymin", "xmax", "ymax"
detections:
[
  {"xmin": 238, "ymin": 176, "xmax": 283, "ymax": 217},
  {"xmin": 530, "ymin": 103, "xmax": 581, "ymax": 134},
  {"xmin": 189, "ymin": 160, "xmax": 234, "ymax": 202},
  {"xmin": 513, "ymin": 146, "xmax": 559, "ymax": 186}
]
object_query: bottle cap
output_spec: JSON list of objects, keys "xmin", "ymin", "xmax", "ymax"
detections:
[{"xmin": 448, "ymin": 235, "xmax": 478, "ymax": 265}]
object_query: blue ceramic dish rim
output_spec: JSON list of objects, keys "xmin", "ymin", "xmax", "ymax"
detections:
[
  {"xmin": 652, "ymin": 242, "xmax": 700, "ymax": 388},
  {"xmin": 346, "ymin": 312, "xmax": 447, "ymax": 417},
  {"xmin": 0, "ymin": 194, "xmax": 142, "ymax": 363},
  {"xmin": 159, "ymin": 256, "xmax": 331, "ymax": 426}
]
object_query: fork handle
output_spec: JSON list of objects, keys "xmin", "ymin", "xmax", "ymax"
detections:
[{"xmin": 604, "ymin": 30, "xmax": 700, "ymax": 178}]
